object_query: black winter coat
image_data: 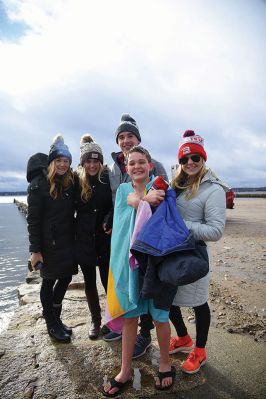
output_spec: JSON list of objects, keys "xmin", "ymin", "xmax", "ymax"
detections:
[
  {"xmin": 27, "ymin": 154, "xmax": 77, "ymax": 279},
  {"xmin": 75, "ymin": 169, "xmax": 113, "ymax": 268}
]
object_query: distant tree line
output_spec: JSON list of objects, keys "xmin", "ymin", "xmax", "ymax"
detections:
[
  {"xmin": 232, "ymin": 187, "xmax": 266, "ymax": 192},
  {"xmin": 1, "ymin": 188, "xmax": 266, "ymax": 196},
  {"xmin": 0, "ymin": 191, "xmax": 27, "ymax": 196}
]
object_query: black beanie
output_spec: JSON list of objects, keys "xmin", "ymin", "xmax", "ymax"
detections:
[{"xmin": 115, "ymin": 113, "xmax": 141, "ymax": 144}]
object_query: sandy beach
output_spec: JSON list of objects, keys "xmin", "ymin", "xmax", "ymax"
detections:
[{"xmin": 207, "ymin": 198, "xmax": 266, "ymax": 342}]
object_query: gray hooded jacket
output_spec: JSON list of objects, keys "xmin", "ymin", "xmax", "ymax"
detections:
[{"xmin": 172, "ymin": 168, "xmax": 227, "ymax": 307}]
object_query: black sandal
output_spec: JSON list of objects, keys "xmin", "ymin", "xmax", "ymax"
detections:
[
  {"xmin": 155, "ymin": 365, "xmax": 176, "ymax": 390},
  {"xmin": 102, "ymin": 377, "xmax": 131, "ymax": 397}
]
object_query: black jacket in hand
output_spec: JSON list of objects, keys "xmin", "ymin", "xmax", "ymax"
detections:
[
  {"xmin": 26, "ymin": 153, "xmax": 77, "ymax": 279},
  {"xmin": 74, "ymin": 168, "xmax": 113, "ymax": 268}
]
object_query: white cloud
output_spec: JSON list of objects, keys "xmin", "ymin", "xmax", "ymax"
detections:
[{"xmin": 0, "ymin": 0, "xmax": 266, "ymax": 190}]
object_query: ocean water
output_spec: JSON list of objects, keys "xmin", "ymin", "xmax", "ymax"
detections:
[{"xmin": 0, "ymin": 196, "xmax": 28, "ymax": 332}]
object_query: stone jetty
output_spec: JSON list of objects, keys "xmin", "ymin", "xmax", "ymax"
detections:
[
  {"xmin": 0, "ymin": 198, "xmax": 265, "ymax": 398},
  {"xmin": 14, "ymin": 199, "xmax": 28, "ymax": 215}
]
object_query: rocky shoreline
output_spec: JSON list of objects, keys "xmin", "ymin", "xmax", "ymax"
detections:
[{"xmin": 0, "ymin": 198, "xmax": 265, "ymax": 398}]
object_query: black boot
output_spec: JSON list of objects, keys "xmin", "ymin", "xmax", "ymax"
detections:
[
  {"xmin": 53, "ymin": 304, "xmax": 73, "ymax": 335},
  {"xmin": 44, "ymin": 313, "xmax": 71, "ymax": 343},
  {"xmin": 85, "ymin": 289, "xmax": 101, "ymax": 340}
]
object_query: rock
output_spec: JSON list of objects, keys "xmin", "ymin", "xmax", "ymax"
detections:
[
  {"xmin": 23, "ymin": 379, "xmax": 38, "ymax": 398},
  {"xmin": 18, "ymin": 283, "xmax": 40, "ymax": 299},
  {"xmin": 188, "ymin": 316, "xmax": 195, "ymax": 323},
  {"xmin": 26, "ymin": 270, "xmax": 41, "ymax": 284},
  {"xmin": 68, "ymin": 281, "xmax": 85, "ymax": 290}
]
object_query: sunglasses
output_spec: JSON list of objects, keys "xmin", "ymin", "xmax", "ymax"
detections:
[{"xmin": 179, "ymin": 155, "xmax": 201, "ymax": 165}]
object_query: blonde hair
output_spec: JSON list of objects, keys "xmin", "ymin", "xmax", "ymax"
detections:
[
  {"xmin": 47, "ymin": 160, "xmax": 74, "ymax": 199},
  {"xmin": 76, "ymin": 164, "xmax": 105, "ymax": 202},
  {"xmin": 171, "ymin": 163, "xmax": 208, "ymax": 199}
]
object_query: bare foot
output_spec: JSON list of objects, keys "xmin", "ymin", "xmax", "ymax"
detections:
[
  {"xmin": 103, "ymin": 371, "xmax": 131, "ymax": 396},
  {"xmin": 155, "ymin": 364, "xmax": 175, "ymax": 389}
]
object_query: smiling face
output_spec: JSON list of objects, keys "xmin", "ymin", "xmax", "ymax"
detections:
[
  {"xmin": 54, "ymin": 157, "xmax": 70, "ymax": 175},
  {"xmin": 117, "ymin": 132, "xmax": 140, "ymax": 155},
  {"xmin": 126, "ymin": 151, "xmax": 152, "ymax": 184},
  {"xmin": 180, "ymin": 154, "xmax": 204, "ymax": 176},
  {"xmin": 84, "ymin": 159, "xmax": 101, "ymax": 176}
]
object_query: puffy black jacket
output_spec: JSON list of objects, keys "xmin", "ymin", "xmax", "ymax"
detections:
[
  {"xmin": 27, "ymin": 153, "xmax": 77, "ymax": 279},
  {"xmin": 75, "ymin": 168, "xmax": 113, "ymax": 267}
]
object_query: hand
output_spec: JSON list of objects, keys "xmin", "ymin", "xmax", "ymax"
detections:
[
  {"xmin": 103, "ymin": 223, "xmax": 112, "ymax": 235},
  {"xmin": 127, "ymin": 192, "xmax": 141, "ymax": 208},
  {"xmin": 30, "ymin": 252, "xmax": 43, "ymax": 270},
  {"xmin": 145, "ymin": 189, "xmax": 165, "ymax": 206}
]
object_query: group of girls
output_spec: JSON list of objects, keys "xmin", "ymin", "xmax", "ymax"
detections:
[
  {"xmin": 27, "ymin": 134, "xmax": 112, "ymax": 343},
  {"xmin": 27, "ymin": 127, "xmax": 226, "ymax": 396}
]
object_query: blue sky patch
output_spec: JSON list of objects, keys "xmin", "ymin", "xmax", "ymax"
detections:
[{"xmin": 0, "ymin": 1, "xmax": 29, "ymax": 42}]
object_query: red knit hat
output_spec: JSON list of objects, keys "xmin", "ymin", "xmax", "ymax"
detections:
[{"xmin": 178, "ymin": 130, "xmax": 207, "ymax": 161}]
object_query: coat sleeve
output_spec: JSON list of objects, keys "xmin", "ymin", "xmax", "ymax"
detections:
[
  {"xmin": 73, "ymin": 171, "xmax": 80, "ymax": 210},
  {"xmin": 102, "ymin": 168, "xmax": 114, "ymax": 228},
  {"xmin": 27, "ymin": 181, "xmax": 44, "ymax": 253},
  {"xmin": 108, "ymin": 163, "xmax": 121, "ymax": 204},
  {"xmin": 185, "ymin": 185, "xmax": 226, "ymax": 242}
]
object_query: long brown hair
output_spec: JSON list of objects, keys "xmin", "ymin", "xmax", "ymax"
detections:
[
  {"xmin": 76, "ymin": 164, "xmax": 105, "ymax": 202},
  {"xmin": 171, "ymin": 163, "xmax": 208, "ymax": 199},
  {"xmin": 47, "ymin": 160, "xmax": 74, "ymax": 199}
]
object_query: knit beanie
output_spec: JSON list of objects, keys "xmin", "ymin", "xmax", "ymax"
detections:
[
  {"xmin": 115, "ymin": 113, "xmax": 141, "ymax": 143},
  {"xmin": 178, "ymin": 130, "xmax": 207, "ymax": 161},
  {"xmin": 48, "ymin": 134, "xmax": 72, "ymax": 165},
  {"xmin": 80, "ymin": 134, "xmax": 104, "ymax": 165}
]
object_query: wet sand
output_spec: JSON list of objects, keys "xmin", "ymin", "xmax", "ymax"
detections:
[{"xmin": 208, "ymin": 198, "xmax": 266, "ymax": 342}]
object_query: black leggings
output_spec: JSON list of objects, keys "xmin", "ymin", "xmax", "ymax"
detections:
[
  {"xmin": 139, "ymin": 313, "xmax": 154, "ymax": 337},
  {"xmin": 169, "ymin": 302, "xmax": 211, "ymax": 348},
  {"xmin": 80, "ymin": 263, "xmax": 109, "ymax": 293},
  {"xmin": 40, "ymin": 276, "xmax": 72, "ymax": 317}
]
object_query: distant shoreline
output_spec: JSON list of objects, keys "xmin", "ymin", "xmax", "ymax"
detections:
[
  {"xmin": 235, "ymin": 193, "xmax": 266, "ymax": 198},
  {"xmin": 1, "ymin": 192, "xmax": 266, "ymax": 198},
  {"xmin": 0, "ymin": 192, "xmax": 27, "ymax": 196}
]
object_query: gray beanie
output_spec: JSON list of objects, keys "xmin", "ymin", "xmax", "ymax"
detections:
[
  {"xmin": 80, "ymin": 134, "xmax": 104, "ymax": 165},
  {"xmin": 48, "ymin": 134, "xmax": 72, "ymax": 165},
  {"xmin": 115, "ymin": 113, "xmax": 141, "ymax": 143}
]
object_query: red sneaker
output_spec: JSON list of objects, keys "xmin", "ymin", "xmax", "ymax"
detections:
[
  {"xmin": 182, "ymin": 347, "xmax": 206, "ymax": 374},
  {"xmin": 169, "ymin": 335, "xmax": 194, "ymax": 354}
]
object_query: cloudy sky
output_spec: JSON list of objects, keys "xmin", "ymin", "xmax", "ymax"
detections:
[{"xmin": 0, "ymin": 0, "xmax": 265, "ymax": 191}]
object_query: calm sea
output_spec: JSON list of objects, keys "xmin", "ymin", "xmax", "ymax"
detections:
[{"xmin": 0, "ymin": 195, "xmax": 28, "ymax": 333}]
